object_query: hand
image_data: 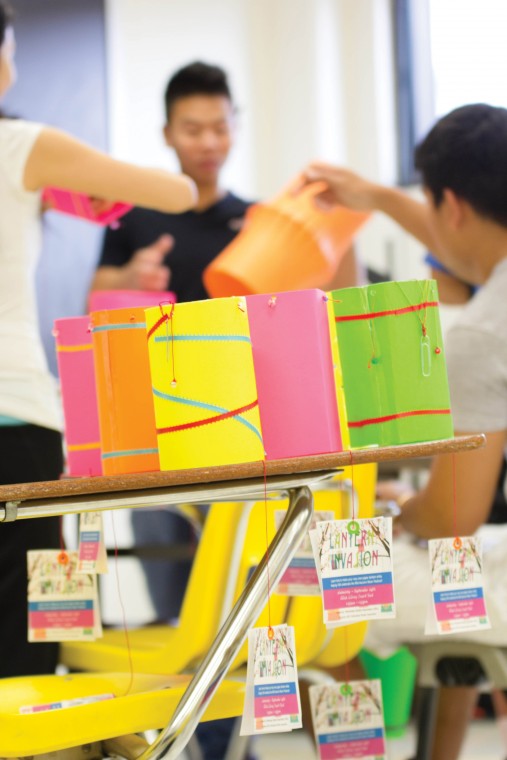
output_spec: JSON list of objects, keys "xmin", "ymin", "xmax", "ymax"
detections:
[
  {"xmin": 124, "ymin": 234, "xmax": 174, "ymax": 290},
  {"xmin": 293, "ymin": 162, "xmax": 378, "ymax": 212},
  {"xmin": 376, "ymin": 480, "xmax": 415, "ymax": 508}
]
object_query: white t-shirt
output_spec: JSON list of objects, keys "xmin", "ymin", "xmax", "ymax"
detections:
[
  {"xmin": 0, "ymin": 119, "xmax": 62, "ymax": 431},
  {"xmin": 445, "ymin": 256, "xmax": 507, "ymax": 433}
]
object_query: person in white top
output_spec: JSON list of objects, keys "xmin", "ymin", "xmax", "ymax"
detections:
[
  {"xmin": 0, "ymin": 0, "xmax": 196, "ymax": 679},
  {"xmin": 298, "ymin": 104, "xmax": 507, "ymax": 760}
]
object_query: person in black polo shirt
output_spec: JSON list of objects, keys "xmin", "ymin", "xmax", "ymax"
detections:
[
  {"xmin": 91, "ymin": 62, "xmax": 249, "ymax": 623},
  {"xmin": 91, "ymin": 60, "xmax": 249, "ymax": 303},
  {"xmin": 91, "ymin": 63, "xmax": 254, "ymax": 760}
]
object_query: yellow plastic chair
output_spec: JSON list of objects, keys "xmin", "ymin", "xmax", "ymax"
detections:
[
  {"xmin": 62, "ymin": 500, "xmax": 253, "ymax": 674},
  {"xmin": 0, "ymin": 671, "xmax": 244, "ymax": 757},
  {"xmin": 227, "ymin": 463, "xmax": 376, "ymax": 673},
  {"xmin": 310, "ymin": 462, "xmax": 376, "ymax": 668}
]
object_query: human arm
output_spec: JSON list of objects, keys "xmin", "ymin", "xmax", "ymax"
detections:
[
  {"xmin": 23, "ymin": 127, "xmax": 197, "ymax": 213},
  {"xmin": 396, "ymin": 429, "xmax": 506, "ymax": 538},
  {"xmin": 297, "ymin": 162, "xmax": 437, "ymax": 252}
]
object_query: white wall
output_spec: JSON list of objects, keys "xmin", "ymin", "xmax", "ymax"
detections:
[{"xmin": 105, "ymin": 0, "xmax": 428, "ymax": 280}]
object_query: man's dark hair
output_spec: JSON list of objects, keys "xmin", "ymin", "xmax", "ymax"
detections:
[
  {"xmin": 164, "ymin": 61, "xmax": 232, "ymax": 119},
  {"xmin": 0, "ymin": 1, "xmax": 13, "ymax": 47},
  {"xmin": 415, "ymin": 103, "xmax": 507, "ymax": 227}
]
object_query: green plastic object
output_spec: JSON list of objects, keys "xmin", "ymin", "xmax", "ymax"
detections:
[
  {"xmin": 329, "ymin": 280, "xmax": 454, "ymax": 448},
  {"xmin": 359, "ymin": 646, "xmax": 418, "ymax": 737}
]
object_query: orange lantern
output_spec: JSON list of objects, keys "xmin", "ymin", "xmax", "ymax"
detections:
[
  {"xmin": 203, "ymin": 183, "xmax": 369, "ymax": 298},
  {"xmin": 91, "ymin": 307, "xmax": 159, "ymax": 475}
]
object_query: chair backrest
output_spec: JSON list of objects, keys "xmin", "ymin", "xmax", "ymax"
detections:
[
  {"xmin": 224, "ymin": 463, "xmax": 377, "ymax": 673},
  {"xmin": 177, "ymin": 500, "xmax": 255, "ymax": 662}
]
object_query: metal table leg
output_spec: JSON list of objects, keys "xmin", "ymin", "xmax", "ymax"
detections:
[{"xmin": 140, "ymin": 484, "xmax": 314, "ymax": 760}]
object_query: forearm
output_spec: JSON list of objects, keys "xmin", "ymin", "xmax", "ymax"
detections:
[
  {"xmin": 26, "ymin": 128, "xmax": 197, "ymax": 213},
  {"xmin": 399, "ymin": 491, "xmax": 456, "ymax": 539},
  {"xmin": 370, "ymin": 185, "xmax": 436, "ymax": 252}
]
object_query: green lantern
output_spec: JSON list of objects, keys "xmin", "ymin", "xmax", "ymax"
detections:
[{"xmin": 329, "ymin": 280, "xmax": 454, "ymax": 448}]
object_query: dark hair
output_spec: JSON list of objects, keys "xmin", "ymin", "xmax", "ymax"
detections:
[
  {"xmin": 0, "ymin": 1, "xmax": 12, "ymax": 47},
  {"xmin": 415, "ymin": 103, "xmax": 507, "ymax": 227},
  {"xmin": 164, "ymin": 61, "xmax": 232, "ymax": 119}
]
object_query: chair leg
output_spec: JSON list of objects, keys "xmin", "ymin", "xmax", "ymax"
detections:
[{"xmin": 414, "ymin": 687, "xmax": 439, "ymax": 760}]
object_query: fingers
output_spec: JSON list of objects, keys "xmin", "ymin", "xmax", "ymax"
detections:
[{"xmin": 128, "ymin": 236, "xmax": 174, "ymax": 290}]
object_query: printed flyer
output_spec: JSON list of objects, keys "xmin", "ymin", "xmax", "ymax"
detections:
[
  {"xmin": 310, "ymin": 679, "xmax": 386, "ymax": 760},
  {"xmin": 240, "ymin": 624, "xmax": 302, "ymax": 736},
  {"xmin": 274, "ymin": 509, "xmax": 334, "ymax": 595},
  {"xmin": 77, "ymin": 511, "xmax": 108, "ymax": 574},
  {"xmin": 312, "ymin": 517, "xmax": 395, "ymax": 627},
  {"xmin": 427, "ymin": 536, "xmax": 490, "ymax": 634},
  {"xmin": 27, "ymin": 550, "xmax": 102, "ymax": 642}
]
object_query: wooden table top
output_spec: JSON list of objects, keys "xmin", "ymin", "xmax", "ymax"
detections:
[{"xmin": 0, "ymin": 435, "xmax": 485, "ymax": 505}]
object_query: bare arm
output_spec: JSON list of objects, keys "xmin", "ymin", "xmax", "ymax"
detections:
[
  {"xmin": 24, "ymin": 127, "xmax": 197, "ymax": 213},
  {"xmin": 399, "ymin": 429, "xmax": 506, "ymax": 538},
  {"xmin": 297, "ymin": 162, "xmax": 437, "ymax": 252}
]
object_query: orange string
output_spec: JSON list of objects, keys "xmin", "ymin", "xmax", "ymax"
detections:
[
  {"xmin": 452, "ymin": 452, "xmax": 459, "ymax": 540},
  {"xmin": 110, "ymin": 512, "xmax": 134, "ymax": 696}
]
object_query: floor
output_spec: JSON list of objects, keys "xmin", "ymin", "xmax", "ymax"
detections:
[{"xmin": 252, "ymin": 718, "xmax": 506, "ymax": 759}]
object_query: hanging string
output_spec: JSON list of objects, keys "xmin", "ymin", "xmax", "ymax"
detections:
[
  {"xmin": 262, "ymin": 458, "xmax": 274, "ymax": 639},
  {"xmin": 452, "ymin": 453, "xmax": 461, "ymax": 550},
  {"xmin": 395, "ymin": 279, "xmax": 433, "ymax": 339},
  {"xmin": 110, "ymin": 511, "xmax": 134, "ymax": 696},
  {"xmin": 57, "ymin": 516, "xmax": 69, "ymax": 565},
  {"xmin": 349, "ymin": 450, "xmax": 356, "ymax": 521}
]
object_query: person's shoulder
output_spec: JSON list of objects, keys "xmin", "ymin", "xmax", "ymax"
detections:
[{"xmin": 0, "ymin": 118, "xmax": 43, "ymax": 147}]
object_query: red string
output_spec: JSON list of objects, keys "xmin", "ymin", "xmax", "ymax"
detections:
[
  {"xmin": 262, "ymin": 458, "xmax": 273, "ymax": 637},
  {"xmin": 110, "ymin": 512, "xmax": 134, "ymax": 696}
]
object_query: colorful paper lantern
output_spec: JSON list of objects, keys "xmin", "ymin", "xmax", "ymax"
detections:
[
  {"xmin": 246, "ymin": 289, "xmax": 344, "ymax": 459},
  {"xmin": 54, "ymin": 316, "xmax": 102, "ymax": 477},
  {"xmin": 145, "ymin": 298, "xmax": 265, "ymax": 470},
  {"xmin": 329, "ymin": 279, "xmax": 454, "ymax": 448},
  {"xmin": 42, "ymin": 187, "xmax": 132, "ymax": 227},
  {"xmin": 203, "ymin": 184, "xmax": 369, "ymax": 297},
  {"xmin": 91, "ymin": 307, "xmax": 159, "ymax": 475},
  {"xmin": 88, "ymin": 290, "xmax": 176, "ymax": 313}
]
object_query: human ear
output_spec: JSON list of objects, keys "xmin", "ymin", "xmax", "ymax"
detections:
[
  {"xmin": 162, "ymin": 123, "xmax": 174, "ymax": 149},
  {"xmin": 442, "ymin": 188, "xmax": 465, "ymax": 229}
]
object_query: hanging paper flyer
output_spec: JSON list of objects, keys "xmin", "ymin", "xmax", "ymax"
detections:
[
  {"xmin": 77, "ymin": 511, "xmax": 108, "ymax": 574},
  {"xmin": 426, "ymin": 536, "xmax": 490, "ymax": 635},
  {"xmin": 312, "ymin": 517, "xmax": 395, "ymax": 627},
  {"xmin": 240, "ymin": 624, "xmax": 302, "ymax": 736},
  {"xmin": 310, "ymin": 679, "xmax": 386, "ymax": 760},
  {"xmin": 274, "ymin": 509, "xmax": 334, "ymax": 596},
  {"xmin": 27, "ymin": 550, "xmax": 102, "ymax": 642}
]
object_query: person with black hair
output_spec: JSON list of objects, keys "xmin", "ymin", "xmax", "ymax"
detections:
[
  {"xmin": 90, "ymin": 62, "xmax": 251, "ymax": 628},
  {"xmin": 0, "ymin": 0, "xmax": 195, "ymax": 679},
  {"xmin": 299, "ymin": 103, "xmax": 507, "ymax": 759},
  {"xmin": 91, "ymin": 60, "xmax": 249, "ymax": 302}
]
